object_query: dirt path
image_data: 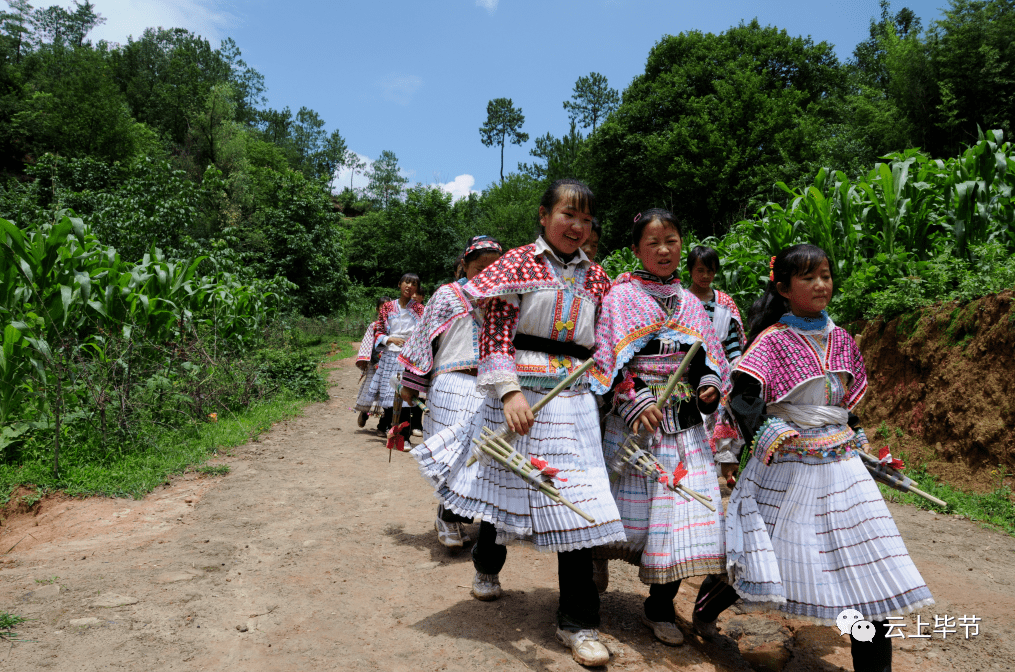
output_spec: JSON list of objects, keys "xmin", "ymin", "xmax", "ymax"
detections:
[{"xmin": 2, "ymin": 358, "xmax": 1014, "ymax": 672}]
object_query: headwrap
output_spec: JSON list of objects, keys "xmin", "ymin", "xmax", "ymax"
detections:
[{"xmin": 462, "ymin": 236, "xmax": 502, "ymax": 259}]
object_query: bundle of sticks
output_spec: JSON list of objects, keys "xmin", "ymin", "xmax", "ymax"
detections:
[
  {"xmin": 470, "ymin": 425, "xmax": 594, "ymax": 523},
  {"xmin": 466, "ymin": 358, "xmax": 597, "ymax": 523}
]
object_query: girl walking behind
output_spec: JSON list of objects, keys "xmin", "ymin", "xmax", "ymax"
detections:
[
  {"xmin": 437, "ymin": 179, "xmax": 625, "ymax": 668},
  {"xmin": 399, "ymin": 235, "xmax": 504, "ymax": 549},
  {"xmin": 686, "ymin": 244, "xmax": 747, "ymax": 477},
  {"xmin": 704, "ymin": 244, "xmax": 933, "ymax": 672},
  {"xmin": 354, "ymin": 297, "xmax": 391, "ymax": 429},
  {"xmin": 590, "ymin": 210, "xmax": 732, "ymax": 646},
  {"xmin": 369, "ymin": 274, "xmax": 425, "ymax": 437}
]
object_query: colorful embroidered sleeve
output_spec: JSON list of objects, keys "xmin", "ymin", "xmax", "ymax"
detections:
[
  {"xmin": 476, "ymin": 294, "xmax": 521, "ymax": 395},
  {"xmin": 373, "ymin": 301, "xmax": 396, "ymax": 347},
  {"xmin": 356, "ymin": 323, "xmax": 376, "ymax": 363},
  {"xmin": 841, "ymin": 330, "xmax": 868, "ymax": 410},
  {"xmin": 717, "ymin": 291, "xmax": 745, "ymax": 363}
]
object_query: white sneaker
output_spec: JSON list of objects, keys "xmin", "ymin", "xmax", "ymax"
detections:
[
  {"xmin": 435, "ymin": 517, "xmax": 464, "ymax": 548},
  {"xmin": 592, "ymin": 558, "xmax": 609, "ymax": 594},
  {"xmin": 457, "ymin": 523, "xmax": 472, "ymax": 545},
  {"xmin": 471, "ymin": 572, "xmax": 502, "ymax": 601},
  {"xmin": 412, "ymin": 428, "xmax": 423, "ymax": 438},
  {"xmin": 555, "ymin": 627, "xmax": 610, "ymax": 666}
]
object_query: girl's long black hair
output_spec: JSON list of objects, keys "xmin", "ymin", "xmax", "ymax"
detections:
[{"xmin": 745, "ymin": 244, "xmax": 830, "ymax": 348}]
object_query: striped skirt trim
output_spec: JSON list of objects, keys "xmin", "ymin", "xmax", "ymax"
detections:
[
  {"xmin": 593, "ymin": 418, "xmax": 725, "ymax": 584},
  {"xmin": 726, "ymin": 451, "xmax": 934, "ymax": 624},
  {"xmin": 437, "ymin": 388, "xmax": 626, "ymax": 553},
  {"xmin": 354, "ymin": 364, "xmax": 382, "ymax": 415},
  {"xmin": 411, "ymin": 372, "xmax": 486, "ymax": 490},
  {"xmin": 367, "ymin": 349, "xmax": 402, "ymax": 409}
]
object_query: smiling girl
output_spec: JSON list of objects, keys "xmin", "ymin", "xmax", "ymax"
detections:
[
  {"xmin": 437, "ymin": 179, "xmax": 624, "ymax": 667},
  {"xmin": 590, "ymin": 209, "xmax": 733, "ymax": 646},
  {"xmin": 711, "ymin": 244, "xmax": 933, "ymax": 672}
]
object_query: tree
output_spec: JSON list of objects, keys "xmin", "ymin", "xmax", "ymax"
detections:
[
  {"xmin": 0, "ymin": 0, "xmax": 36, "ymax": 64},
  {"xmin": 217, "ymin": 37, "xmax": 266, "ymax": 126},
  {"xmin": 582, "ymin": 20, "xmax": 844, "ymax": 247},
  {"xmin": 927, "ymin": 0, "xmax": 1015, "ymax": 155},
  {"xmin": 366, "ymin": 150, "xmax": 408, "ymax": 208},
  {"xmin": 518, "ymin": 121, "xmax": 586, "ymax": 182},
  {"xmin": 33, "ymin": 1, "xmax": 104, "ymax": 47},
  {"xmin": 479, "ymin": 97, "xmax": 529, "ymax": 183},
  {"xmin": 346, "ymin": 153, "xmax": 367, "ymax": 190},
  {"xmin": 562, "ymin": 72, "xmax": 619, "ymax": 132},
  {"xmin": 110, "ymin": 27, "xmax": 232, "ymax": 146}
]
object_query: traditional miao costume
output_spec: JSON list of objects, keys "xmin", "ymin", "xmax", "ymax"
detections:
[
  {"xmin": 368, "ymin": 297, "xmax": 424, "ymax": 433},
  {"xmin": 399, "ymin": 276, "xmax": 489, "ymax": 545},
  {"xmin": 353, "ymin": 321, "xmax": 383, "ymax": 418},
  {"xmin": 438, "ymin": 238, "xmax": 625, "ymax": 629},
  {"xmin": 589, "ymin": 271, "xmax": 732, "ymax": 628},
  {"xmin": 723, "ymin": 311, "xmax": 933, "ymax": 671},
  {"xmin": 699, "ymin": 289, "xmax": 746, "ymax": 468},
  {"xmin": 699, "ymin": 289, "xmax": 745, "ymax": 365}
]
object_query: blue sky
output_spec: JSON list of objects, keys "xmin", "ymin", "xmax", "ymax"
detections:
[{"xmin": 40, "ymin": 0, "xmax": 951, "ymax": 198}]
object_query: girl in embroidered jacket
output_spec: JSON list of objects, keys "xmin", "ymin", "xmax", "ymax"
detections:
[
  {"xmin": 711, "ymin": 244, "xmax": 933, "ymax": 672},
  {"xmin": 686, "ymin": 245, "xmax": 747, "ymax": 480},
  {"xmin": 590, "ymin": 210, "xmax": 733, "ymax": 646},
  {"xmin": 437, "ymin": 179, "xmax": 624, "ymax": 668},
  {"xmin": 369, "ymin": 274, "xmax": 425, "ymax": 437},
  {"xmin": 354, "ymin": 296, "xmax": 391, "ymax": 429},
  {"xmin": 398, "ymin": 236, "xmax": 503, "ymax": 550}
]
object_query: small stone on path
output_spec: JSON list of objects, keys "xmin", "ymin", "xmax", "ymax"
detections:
[
  {"xmin": 90, "ymin": 594, "xmax": 138, "ymax": 608},
  {"xmin": 33, "ymin": 584, "xmax": 61, "ymax": 599},
  {"xmin": 69, "ymin": 617, "xmax": 101, "ymax": 626}
]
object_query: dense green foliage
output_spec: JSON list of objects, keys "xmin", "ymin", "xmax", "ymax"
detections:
[{"xmin": 601, "ymin": 129, "xmax": 1015, "ymax": 322}]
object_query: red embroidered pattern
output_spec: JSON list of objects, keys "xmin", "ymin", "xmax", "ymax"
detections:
[
  {"xmin": 373, "ymin": 299, "xmax": 424, "ymax": 346},
  {"xmin": 479, "ymin": 297, "xmax": 520, "ymax": 362},
  {"xmin": 465, "ymin": 244, "xmax": 611, "ymax": 302}
]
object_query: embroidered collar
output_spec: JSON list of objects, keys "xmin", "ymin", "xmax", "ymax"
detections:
[
  {"xmin": 533, "ymin": 236, "xmax": 589, "ymax": 269},
  {"xmin": 631, "ymin": 269, "xmax": 679, "ymax": 285},
  {"xmin": 779, "ymin": 310, "xmax": 831, "ymax": 334}
]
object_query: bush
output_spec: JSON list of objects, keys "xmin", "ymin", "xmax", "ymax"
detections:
[{"xmin": 254, "ymin": 348, "xmax": 328, "ymax": 401}]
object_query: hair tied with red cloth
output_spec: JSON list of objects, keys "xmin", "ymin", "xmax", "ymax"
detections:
[{"xmin": 769, "ymin": 255, "xmax": 776, "ymax": 282}]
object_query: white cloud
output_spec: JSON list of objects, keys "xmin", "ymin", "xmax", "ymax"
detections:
[
  {"xmin": 379, "ymin": 74, "xmax": 423, "ymax": 106},
  {"xmin": 334, "ymin": 152, "xmax": 373, "ymax": 193},
  {"xmin": 33, "ymin": 0, "xmax": 235, "ymax": 45},
  {"xmin": 476, "ymin": 0, "xmax": 498, "ymax": 15},
  {"xmin": 440, "ymin": 174, "xmax": 479, "ymax": 201}
]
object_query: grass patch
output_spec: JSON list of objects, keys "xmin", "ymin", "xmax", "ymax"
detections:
[
  {"xmin": 0, "ymin": 391, "xmax": 313, "ymax": 503},
  {"xmin": 195, "ymin": 464, "xmax": 230, "ymax": 477},
  {"xmin": 878, "ymin": 461, "xmax": 1015, "ymax": 536},
  {"xmin": 0, "ymin": 612, "xmax": 28, "ymax": 642}
]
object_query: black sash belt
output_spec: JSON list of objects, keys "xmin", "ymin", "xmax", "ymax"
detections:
[{"xmin": 512, "ymin": 334, "xmax": 592, "ymax": 360}]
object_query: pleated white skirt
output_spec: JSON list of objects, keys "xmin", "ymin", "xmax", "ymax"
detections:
[
  {"xmin": 438, "ymin": 388, "xmax": 626, "ymax": 552},
  {"xmin": 726, "ymin": 450, "xmax": 935, "ymax": 624},
  {"xmin": 411, "ymin": 372, "xmax": 486, "ymax": 489},
  {"xmin": 354, "ymin": 364, "xmax": 382, "ymax": 415},
  {"xmin": 367, "ymin": 349, "xmax": 401, "ymax": 409},
  {"xmin": 597, "ymin": 417, "xmax": 725, "ymax": 584}
]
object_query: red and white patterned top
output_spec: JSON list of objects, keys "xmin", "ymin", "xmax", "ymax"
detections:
[{"xmin": 464, "ymin": 239, "xmax": 610, "ymax": 395}]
